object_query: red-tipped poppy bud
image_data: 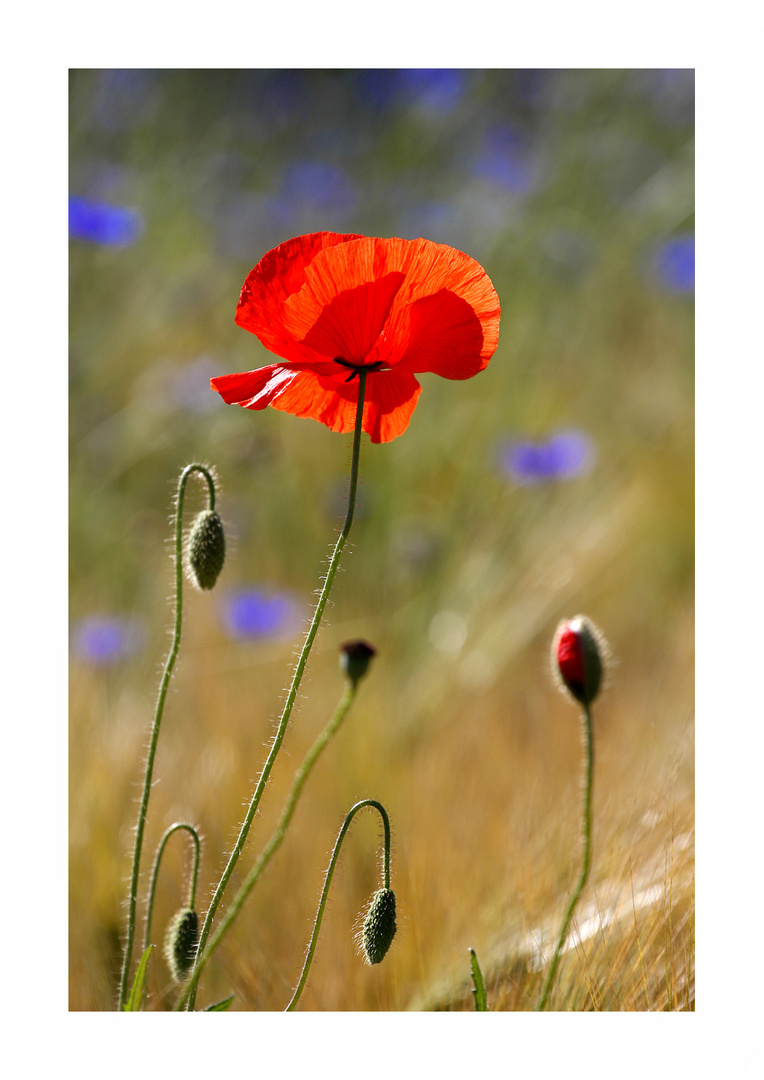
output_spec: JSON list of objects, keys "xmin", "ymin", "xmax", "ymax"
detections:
[
  {"xmin": 553, "ymin": 616, "xmax": 606, "ymax": 705},
  {"xmin": 360, "ymin": 887, "xmax": 397, "ymax": 965},
  {"xmin": 186, "ymin": 509, "xmax": 226, "ymax": 590},
  {"xmin": 164, "ymin": 907, "xmax": 199, "ymax": 981},
  {"xmin": 339, "ymin": 640, "xmax": 377, "ymax": 685}
]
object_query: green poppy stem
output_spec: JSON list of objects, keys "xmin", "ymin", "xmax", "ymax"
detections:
[
  {"xmin": 143, "ymin": 822, "xmax": 201, "ymax": 953},
  {"xmin": 117, "ymin": 463, "xmax": 216, "ymax": 1012},
  {"xmin": 535, "ymin": 700, "xmax": 594, "ymax": 1011},
  {"xmin": 181, "ymin": 372, "xmax": 368, "ymax": 1010},
  {"xmin": 285, "ymin": 799, "xmax": 392, "ymax": 1012},
  {"xmin": 174, "ymin": 680, "xmax": 358, "ymax": 1010}
]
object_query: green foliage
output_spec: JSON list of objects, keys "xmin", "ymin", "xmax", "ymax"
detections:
[
  {"xmin": 124, "ymin": 946, "xmax": 153, "ymax": 1011},
  {"xmin": 204, "ymin": 995, "xmax": 235, "ymax": 1012},
  {"xmin": 469, "ymin": 948, "xmax": 488, "ymax": 1012}
]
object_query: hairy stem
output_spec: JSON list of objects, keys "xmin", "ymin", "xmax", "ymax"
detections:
[
  {"xmin": 117, "ymin": 463, "xmax": 215, "ymax": 1011},
  {"xmin": 144, "ymin": 822, "xmax": 201, "ymax": 952},
  {"xmin": 177, "ymin": 682, "xmax": 357, "ymax": 1005},
  {"xmin": 285, "ymin": 798, "xmax": 391, "ymax": 1011},
  {"xmin": 535, "ymin": 700, "xmax": 594, "ymax": 1011},
  {"xmin": 180, "ymin": 374, "xmax": 368, "ymax": 1010}
]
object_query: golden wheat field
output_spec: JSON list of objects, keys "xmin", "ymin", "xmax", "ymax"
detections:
[{"xmin": 68, "ymin": 68, "xmax": 694, "ymax": 1018}]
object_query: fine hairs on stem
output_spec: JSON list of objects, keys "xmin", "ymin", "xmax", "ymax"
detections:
[
  {"xmin": 179, "ymin": 373, "xmax": 369, "ymax": 1011},
  {"xmin": 535, "ymin": 616, "xmax": 607, "ymax": 1011},
  {"xmin": 535, "ymin": 699, "xmax": 594, "ymax": 1010},
  {"xmin": 117, "ymin": 463, "xmax": 220, "ymax": 1012},
  {"xmin": 143, "ymin": 822, "xmax": 201, "ymax": 954},
  {"xmin": 176, "ymin": 643, "xmax": 375, "ymax": 1007},
  {"xmin": 286, "ymin": 799, "xmax": 395, "ymax": 1011}
]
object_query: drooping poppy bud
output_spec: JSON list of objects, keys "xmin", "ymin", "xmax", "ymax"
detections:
[
  {"xmin": 553, "ymin": 616, "xmax": 606, "ymax": 705},
  {"xmin": 360, "ymin": 887, "xmax": 397, "ymax": 965},
  {"xmin": 186, "ymin": 509, "xmax": 226, "ymax": 590},
  {"xmin": 164, "ymin": 907, "xmax": 199, "ymax": 981},
  {"xmin": 339, "ymin": 640, "xmax": 377, "ymax": 685}
]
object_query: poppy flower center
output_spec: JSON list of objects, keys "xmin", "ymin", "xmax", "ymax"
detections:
[{"xmin": 333, "ymin": 357, "xmax": 386, "ymax": 383}]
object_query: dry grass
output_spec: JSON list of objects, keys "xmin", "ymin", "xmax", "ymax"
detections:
[{"xmin": 69, "ymin": 528, "xmax": 694, "ymax": 1011}]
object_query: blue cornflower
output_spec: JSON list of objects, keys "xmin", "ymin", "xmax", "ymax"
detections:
[
  {"xmin": 69, "ymin": 196, "xmax": 143, "ymax": 246},
  {"xmin": 499, "ymin": 430, "xmax": 595, "ymax": 486},
  {"xmin": 397, "ymin": 68, "xmax": 467, "ymax": 112},
  {"xmin": 652, "ymin": 234, "xmax": 695, "ymax": 293},
  {"xmin": 472, "ymin": 124, "xmax": 544, "ymax": 196},
  {"xmin": 280, "ymin": 161, "xmax": 357, "ymax": 212},
  {"xmin": 72, "ymin": 615, "xmax": 144, "ymax": 665},
  {"xmin": 219, "ymin": 588, "xmax": 301, "ymax": 641},
  {"xmin": 354, "ymin": 69, "xmax": 466, "ymax": 114}
]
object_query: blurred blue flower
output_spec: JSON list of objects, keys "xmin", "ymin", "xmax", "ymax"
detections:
[
  {"xmin": 353, "ymin": 70, "xmax": 401, "ymax": 111},
  {"xmin": 353, "ymin": 69, "xmax": 466, "ymax": 114},
  {"xmin": 213, "ymin": 165, "xmax": 358, "ymax": 259},
  {"xmin": 69, "ymin": 196, "xmax": 143, "ymax": 246},
  {"xmin": 397, "ymin": 69, "xmax": 467, "ymax": 113},
  {"xmin": 281, "ymin": 161, "xmax": 357, "ymax": 212},
  {"xmin": 651, "ymin": 234, "xmax": 695, "ymax": 293},
  {"xmin": 219, "ymin": 588, "xmax": 302, "ymax": 641},
  {"xmin": 472, "ymin": 124, "xmax": 545, "ymax": 195},
  {"xmin": 72, "ymin": 615, "xmax": 145, "ymax": 665},
  {"xmin": 499, "ymin": 430, "xmax": 595, "ymax": 486}
]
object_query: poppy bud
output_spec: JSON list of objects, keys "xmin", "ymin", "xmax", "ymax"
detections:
[
  {"xmin": 360, "ymin": 887, "xmax": 397, "ymax": 965},
  {"xmin": 186, "ymin": 510, "xmax": 226, "ymax": 590},
  {"xmin": 553, "ymin": 615, "xmax": 606, "ymax": 705},
  {"xmin": 339, "ymin": 640, "xmax": 377, "ymax": 685},
  {"xmin": 164, "ymin": 907, "xmax": 199, "ymax": 981}
]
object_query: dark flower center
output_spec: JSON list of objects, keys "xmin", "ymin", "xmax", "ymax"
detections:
[{"xmin": 333, "ymin": 357, "xmax": 386, "ymax": 383}]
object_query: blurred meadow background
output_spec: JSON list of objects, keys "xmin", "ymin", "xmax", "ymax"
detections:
[{"xmin": 69, "ymin": 68, "xmax": 694, "ymax": 1011}]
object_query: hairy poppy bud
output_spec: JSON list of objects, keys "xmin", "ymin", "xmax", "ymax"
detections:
[
  {"xmin": 360, "ymin": 887, "xmax": 397, "ymax": 965},
  {"xmin": 164, "ymin": 907, "xmax": 199, "ymax": 981},
  {"xmin": 553, "ymin": 615, "xmax": 606, "ymax": 705},
  {"xmin": 186, "ymin": 510, "xmax": 226, "ymax": 590},
  {"xmin": 339, "ymin": 640, "xmax": 376, "ymax": 685}
]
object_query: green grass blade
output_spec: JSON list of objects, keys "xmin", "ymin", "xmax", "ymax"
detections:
[
  {"xmin": 204, "ymin": 995, "xmax": 235, "ymax": 1011},
  {"xmin": 469, "ymin": 947, "xmax": 488, "ymax": 1011},
  {"xmin": 124, "ymin": 945, "xmax": 153, "ymax": 1011}
]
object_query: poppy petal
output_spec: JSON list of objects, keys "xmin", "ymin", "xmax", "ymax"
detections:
[
  {"xmin": 359, "ymin": 237, "xmax": 500, "ymax": 377},
  {"xmin": 211, "ymin": 364, "xmax": 298, "ymax": 409},
  {"xmin": 270, "ymin": 367, "xmax": 422, "ymax": 444},
  {"xmin": 235, "ymin": 232, "xmax": 364, "ymax": 360},
  {"xmin": 217, "ymin": 233, "xmax": 501, "ymax": 440}
]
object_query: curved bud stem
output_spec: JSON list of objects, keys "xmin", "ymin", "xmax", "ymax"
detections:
[
  {"xmin": 285, "ymin": 798, "xmax": 392, "ymax": 1012},
  {"xmin": 143, "ymin": 822, "xmax": 202, "ymax": 952},
  {"xmin": 117, "ymin": 463, "xmax": 217, "ymax": 1011},
  {"xmin": 174, "ymin": 681, "xmax": 360, "ymax": 1010},
  {"xmin": 181, "ymin": 375, "xmax": 368, "ymax": 1011},
  {"xmin": 535, "ymin": 700, "xmax": 595, "ymax": 1011}
]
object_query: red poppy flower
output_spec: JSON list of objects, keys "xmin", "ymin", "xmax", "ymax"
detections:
[{"xmin": 211, "ymin": 232, "xmax": 501, "ymax": 443}]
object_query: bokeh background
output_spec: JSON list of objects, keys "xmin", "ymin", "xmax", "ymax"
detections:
[{"xmin": 69, "ymin": 68, "xmax": 694, "ymax": 1011}]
